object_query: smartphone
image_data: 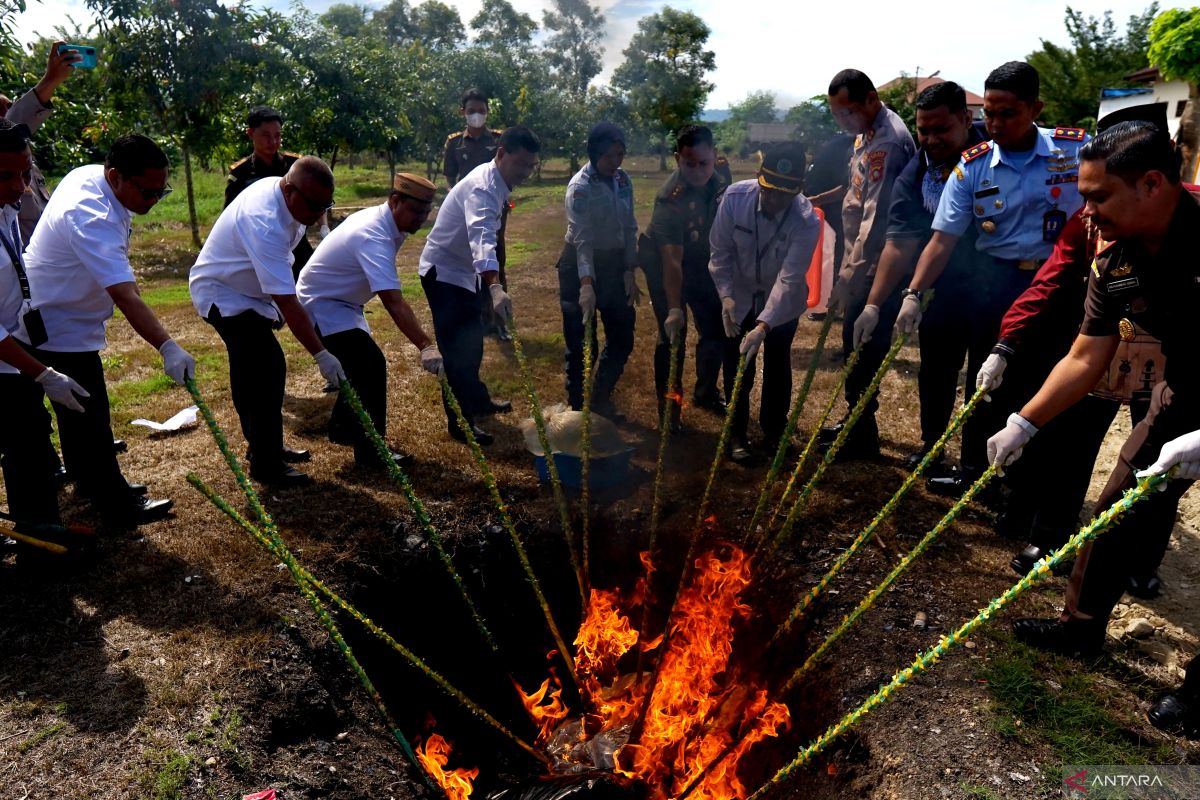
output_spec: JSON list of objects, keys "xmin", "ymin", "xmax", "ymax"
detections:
[{"xmin": 58, "ymin": 44, "xmax": 97, "ymax": 69}]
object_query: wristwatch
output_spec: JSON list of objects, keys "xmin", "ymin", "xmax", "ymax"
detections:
[{"xmin": 900, "ymin": 287, "xmax": 924, "ymax": 301}]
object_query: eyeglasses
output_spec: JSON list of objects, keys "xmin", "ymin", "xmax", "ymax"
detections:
[
  {"xmin": 285, "ymin": 179, "xmax": 334, "ymax": 213},
  {"xmin": 128, "ymin": 176, "xmax": 172, "ymax": 201}
]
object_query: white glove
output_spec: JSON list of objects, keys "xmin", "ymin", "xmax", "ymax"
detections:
[
  {"xmin": 36, "ymin": 367, "xmax": 89, "ymax": 413},
  {"xmin": 852, "ymin": 304, "xmax": 879, "ymax": 349},
  {"xmin": 579, "ymin": 283, "xmax": 597, "ymax": 324},
  {"xmin": 664, "ymin": 307, "xmax": 685, "ymax": 344},
  {"xmin": 976, "ymin": 353, "xmax": 1007, "ymax": 401},
  {"xmin": 826, "ymin": 276, "xmax": 853, "ymax": 313},
  {"xmin": 489, "ymin": 283, "xmax": 512, "ymax": 321},
  {"xmin": 720, "ymin": 296, "xmax": 739, "ymax": 338},
  {"xmin": 319, "ymin": 224, "xmax": 331, "ymax": 239},
  {"xmin": 740, "ymin": 325, "xmax": 767, "ymax": 362},
  {"xmin": 896, "ymin": 292, "xmax": 923, "ymax": 335},
  {"xmin": 420, "ymin": 344, "xmax": 443, "ymax": 375},
  {"xmin": 159, "ymin": 338, "xmax": 196, "ymax": 386},
  {"xmin": 314, "ymin": 349, "xmax": 346, "ymax": 385},
  {"xmin": 624, "ymin": 269, "xmax": 642, "ymax": 307},
  {"xmin": 987, "ymin": 413, "xmax": 1038, "ymax": 471},
  {"xmin": 1138, "ymin": 429, "xmax": 1200, "ymax": 482}
]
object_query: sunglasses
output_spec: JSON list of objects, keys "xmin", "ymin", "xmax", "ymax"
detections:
[
  {"xmin": 286, "ymin": 179, "xmax": 334, "ymax": 213},
  {"xmin": 128, "ymin": 176, "xmax": 172, "ymax": 201}
]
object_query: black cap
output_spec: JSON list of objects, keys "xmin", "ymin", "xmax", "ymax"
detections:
[
  {"xmin": 758, "ymin": 141, "xmax": 807, "ymax": 194},
  {"xmin": 1097, "ymin": 102, "xmax": 1168, "ymax": 134},
  {"xmin": 246, "ymin": 105, "xmax": 283, "ymax": 128}
]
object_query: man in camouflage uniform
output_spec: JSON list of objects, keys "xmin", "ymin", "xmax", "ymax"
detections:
[{"xmin": 225, "ymin": 105, "xmax": 322, "ymax": 280}]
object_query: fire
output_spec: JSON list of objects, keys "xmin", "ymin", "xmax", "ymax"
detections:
[
  {"xmin": 416, "ymin": 733, "xmax": 479, "ymax": 800},
  {"xmin": 530, "ymin": 545, "xmax": 791, "ymax": 799},
  {"xmin": 515, "ymin": 672, "xmax": 570, "ymax": 745}
]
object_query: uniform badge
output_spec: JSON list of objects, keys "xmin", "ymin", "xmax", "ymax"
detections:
[
  {"xmin": 1052, "ymin": 127, "xmax": 1087, "ymax": 142},
  {"xmin": 981, "ymin": 220, "xmax": 997, "ymax": 234},
  {"xmin": 994, "ymin": 199, "xmax": 1004, "ymax": 209},
  {"xmin": 974, "ymin": 204, "xmax": 984, "ymax": 215},
  {"xmin": 1110, "ymin": 262, "xmax": 1132, "ymax": 278},
  {"xmin": 962, "ymin": 141, "xmax": 991, "ymax": 164},
  {"xmin": 953, "ymin": 166, "xmax": 965, "ymax": 182},
  {"xmin": 868, "ymin": 151, "xmax": 886, "ymax": 182},
  {"xmin": 1118, "ymin": 318, "xmax": 1135, "ymax": 341}
]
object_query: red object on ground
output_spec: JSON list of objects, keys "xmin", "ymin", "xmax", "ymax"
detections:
[{"xmin": 243, "ymin": 791, "xmax": 277, "ymax": 800}]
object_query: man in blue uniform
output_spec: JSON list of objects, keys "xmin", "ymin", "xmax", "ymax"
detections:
[{"xmin": 892, "ymin": 61, "xmax": 1088, "ymax": 491}]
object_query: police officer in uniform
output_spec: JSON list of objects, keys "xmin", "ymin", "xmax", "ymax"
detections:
[
  {"xmin": 639, "ymin": 124, "xmax": 734, "ymax": 430},
  {"xmin": 893, "ymin": 61, "xmax": 1088, "ymax": 491},
  {"xmin": 984, "ymin": 125, "xmax": 1200, "ymax": 740},
  {"xmin": 823, "ymin": 69, "xmax": 917, "ymax": 460},
  {"xmin": 853, "ymin": 82, "xmax": 986, "ymax": 470},
  {"xmin": 443, "ymin": 88, "xmax": 511, "ymax": 341},
  {"xmin": 225, "ymin": 105, "xmax": 324, "ymax": 280}
]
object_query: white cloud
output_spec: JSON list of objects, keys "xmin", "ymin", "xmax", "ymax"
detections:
[{"xmin": 13, "ymin": 0, "xmax": 1181, "ymax": 111}]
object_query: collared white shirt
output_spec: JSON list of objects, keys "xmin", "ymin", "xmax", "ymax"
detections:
[
  {"xmin": 297, "ymin": 202, "xmax": 406, "ymax": 336},
  {"xmin": 0, "ymin": 204, "xmax": 25, "ymax": 374},
  {"xmin": 419, "ymin": 160, "xmax": 509, "ymax": 292},
  {"xmin": 19, "ymin": 164, "xmax": 135, "ymax": 352},
  {"xmin": 189, "ymin": 177, "xmax": 305, "ymax": 322},
  {"xmin": 709, "ymin": 180, "xmax": 821, "ymax": 330}
]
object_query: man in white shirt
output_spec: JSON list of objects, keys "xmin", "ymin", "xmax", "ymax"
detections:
[
  {"xmin": 19, "ymin": 135, "xmax": 194, "ymax": 526},
  {"xmin": 0, "ymin": 119, "xmax": 88, "ymax": 529},
  {"xmin": 190, "ymin": 156, "xmax": 346, "ymax": 486},
  {"xmin": 419, "ymin": 126, "xmax": 539, "ymax": 445},
  {"xmin": 709, "ymin": 142, "xmax": 821, "ymax": 462},
  {"xmin": 297, "ymin": 173, "xmax": 442, "ymax": 470}
]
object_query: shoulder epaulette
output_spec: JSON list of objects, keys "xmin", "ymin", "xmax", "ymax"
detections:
[
  {"xmin": 961, "ymin": 141, "xmax": 991, "ymax": 164},
  {"xmin": 491, "ymin": 128, "xmax": 504, "ymax": 137},
  {"xmin": 716, "ymin": 155, "xmax": 729, "ymax": 166},
  {"xmin": 1096, "ymin": 238, "xmax": 1118, "ymax": 257},
  {"xmin": 229, "ymin": 156, "xmax": 249, "ymax": 171},
  {"xmin": 445, "ymin": 131, "xmax": 464, "ymax": 142},
  {"xmin": 669, "ymin": 183, "xmax": 685, "ymax": 200},
  {"xmin": 1053, "ymin": 127, "xmax": 1086, "ymax": 142},
  {"xmin": 281, "ymin": 151, "xmax": 301, "ymax": 159}
]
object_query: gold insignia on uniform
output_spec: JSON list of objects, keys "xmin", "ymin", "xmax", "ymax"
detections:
[
  {"xmin": 953, "ymin": 165, "xmax": 965, "ymax": 181},
  {"xmin": 974, "ymin": 205, "xmax": 984, "ymax": 214},
  {"xmin": 1118, "ymin": 318, "xmax": 1135, "ymax": 341},
  {"xmin": 994, "ymin": 199, "xmax": 1004, "ymax": 209},
  {"xmin": 1090, "ymin": 259, "xmax": 1100, "ymax": 278},
  {"xmin": 981, "ymin": 220, "xmax": 997, "ymax": 234},
  {"xmin": 1110, "ymin": 262, "xmax": 1132, "ymax": 277}
]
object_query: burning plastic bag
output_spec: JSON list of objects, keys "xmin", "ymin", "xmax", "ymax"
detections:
[
  {"xmin": 485, "ymin": 772, "xmax": 643, "ymax": 800},
  {"xmin": 521, "ymin": 404, "xmax": 625, "ymax": 459}
]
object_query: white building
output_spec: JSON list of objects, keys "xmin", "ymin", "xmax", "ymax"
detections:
[{"xmin": 1097, "ymin": 66, "xmax": 1190, "ymax": 140}]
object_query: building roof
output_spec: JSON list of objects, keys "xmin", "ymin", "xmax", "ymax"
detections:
[
  {"xmin": 1124, "ymin": 66, "xmax": 1160, "ymax": 83},
  {"xmin": 876, "ymin": 75, "xmax": 984, "ymax": 106}
]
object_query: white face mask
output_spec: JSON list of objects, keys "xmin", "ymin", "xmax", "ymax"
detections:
[{"xmin": 466, "ymin": 112, "xmax": 487, "ymax": 129}]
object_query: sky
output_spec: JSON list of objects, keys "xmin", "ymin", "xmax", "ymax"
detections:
[{"xmin": 12, "ymin": 0, "xmax": 1181, "ymax": 109}]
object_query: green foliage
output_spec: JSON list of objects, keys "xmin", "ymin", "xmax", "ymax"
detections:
[
  {"xmin": 878, "ymin": 74, "xmax": 917, "ymax": 133},
  {"xmin": 320, "ymin": 3, "xmax": 371, "ymax": 38},
  {"xmin": 1149, "ymin": 7, "xmax": 1200, "ymax": 85},
  {"xmin": 542, "ymin": 0, "xmax": 605, "ymax": 98},
  {"xmin": 784, "ymin": 97, "xmax": 841, "ymax": 151},
  {"xmin": 471, "ymin": 0, "xmax": 538, "ymax": 50},
  {"xmin": 1027, "ymin": 5, "xmax": 1158, "ymax": 128},
  {"xmin": 612, "ymin": 6, "xmax": 715, "ymax": 166},
  {"xmin": 714, "ymin": 91, "xmax": 778, "ymax": 155},
  {"xmin": 411, "ymin": 0, "xmax": 466, "ymax": 51}
]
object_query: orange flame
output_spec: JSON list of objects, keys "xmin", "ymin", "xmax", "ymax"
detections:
[
  {"xmin": 416, "ymin": 733, "xmax": 479, "ymax": 800},
  {"xmin": 515, "ymin": 673, "xmax": 570, "ymax": 745}
]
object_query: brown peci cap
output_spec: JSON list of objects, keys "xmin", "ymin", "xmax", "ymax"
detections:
[{"xmin": 394, "ymin": 172, "xmax": 436, "ymax": 202}]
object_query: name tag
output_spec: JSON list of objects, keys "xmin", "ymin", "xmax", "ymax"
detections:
[
  {"xmin": 974, "ymin": 186, "xmax": 1000, "ymax": 198},
  {"xmin": 1106, "ymin": 277, "xmax": 1140, "ymax": 292}
]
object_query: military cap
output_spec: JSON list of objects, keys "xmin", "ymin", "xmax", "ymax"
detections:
[
  {"xmin": 758, "ymin": 141, "xmax": 807, "ymax": 195},
  {"xmin": 394, "ymin": 172, "xmax": 436, "ymax": 202},
  {"xmin": 1097, "ymin": 102, "xmax": 1169, "ymax": 135}
]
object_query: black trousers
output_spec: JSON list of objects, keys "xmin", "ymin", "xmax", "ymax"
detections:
[
  {"xmin": 205, "ymin": 307, "xmax": 288, "ymax": 475},
  {"xmin": 727, "ymin": 311, "xmax": 799, "ymax": 447},
  {"xmin": 1065, "ymin": 382, "xmax": 1195, "ymax": 624},
  {"xmin": 840, "ymin": 281, "xmax": 902, "ymax": 442},
  {"xmin": 30, "ymin": 348, "xmax": 130, "ymax": 506},
  {"xmin": 643, "ymin": 255, "xmax": 733, "ymax": 409},
  {"xmin": 0, "ymin": 372, "xmax": 59, "ymax": 524},
  {"xmin": 557, "ymin": 244, "xmax": 636, "ymax": 409},
  {"xmin": 423, "ymin": 268, "xmax": 491, "ymax": 424},
  {"xmin": 292, "ymin": 237, "xmax": 315, "ymax": 281},
  {"xmin": 320, "ymin": 327, "xmax": 387, "ymax": 463},
  {"xmin": 479, "ymin": 206, "xmax": 510, "ymax": 327}
]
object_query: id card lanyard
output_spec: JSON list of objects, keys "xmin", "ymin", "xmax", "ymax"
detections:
[
  {"xmin": 753, "ymin": 199, "xmax": 793, "ymax": 316},
  {"xmin": 0, "ymin": 213, "xmax": 30, "ymax": 301}
]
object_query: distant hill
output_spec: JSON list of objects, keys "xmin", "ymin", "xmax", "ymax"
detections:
[{"xmin": 700, "ymin": 108, "xmax": 730, "ymax": 122}]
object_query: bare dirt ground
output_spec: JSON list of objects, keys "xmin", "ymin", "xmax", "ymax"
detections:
[{"xmin": 2, "ymin": 157, "xmax": 1198, "ymax": 799}]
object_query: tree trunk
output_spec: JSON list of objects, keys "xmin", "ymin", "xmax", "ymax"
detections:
[
  {"xmin": 329, "ymin": 145, "xmax": 340, "ymax": 171},
  {"xmin": 387, "ymin": 148, "xmax": 397, "ymax": 188},
  {"xmin": 182, "ymin": 141, "xmax": 201, "ymax": 250},
  {"xmin": 1181, "ymin": 86, "xmax": 1200, "ymax": 184},
  {"xmin": 569, "ymin": 152, "xmax": 579, "ymax": 172},
  {"xmin": 659, "ymin": 132, "xmax": 669, "ymax": 171}
]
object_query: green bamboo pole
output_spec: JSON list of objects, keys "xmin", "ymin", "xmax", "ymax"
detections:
[
  {"xmin": 339, "ymin": 378, "xmax": 501, "ymax": 661},
  {"xmin": 695, "ymin": 356, "xmax": 748, "ymax": 527},
  {"xmin": 183, "ymin": 378, "xmax": 439, "ymax": 794},
  {"xmin": 580, "ymin": 314, "xmax": 596, "ymax": 595},
  {"xmin": 748, "ymin": 470, "xmax": 1169, "ymax": 799},
  {"xmin": 771, "ymin": 384, "xmax": 989, "ymax": 644},
  {"xmin": 439, "ymin": 373, "xmax": 582, "ymax": 695},
  {"xmin": 508, "ymin": 317, "xmax": 586, "ymax": 607},
  {"xmin": 744, "ymin": 313, "xmax": 836, "ymax": 546},
  {"xmin": 187, "ymin": 473, "xmax": 548, "ymax": 766},
  {"xmin": 781, "ymin": 466, "xmax": 999, "ymax": 694}
]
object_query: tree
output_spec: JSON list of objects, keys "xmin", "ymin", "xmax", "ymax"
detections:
[
  {"xmin": 783, "ymin": 97, "xmax": 841, "ymax": 151},
  {"xmin": 411, "ymin": 0, "xmax": 466, "ymax": 51},
  {"xmin": 877, "ymin": 74, "xmax": 916, "ymax": 133},
  {"xmin": 373, "ymin": 0, "xmax": 417, "ymax": 45},
  {"xmin": 612, "ymin": 7, "xmax": 715, "ymax": 170},
  {"xmin": 715, "ymin": 91, "xmax": 778, "ymax": 155},
  {"xmin": 470, "ymin": 0, "xmax": 537, "ymax": 51},
  {"xmin": 320, "ymin": 3, "xmax": 371, "ymax": 38},
  {"xmin": 88, "ymin": 0, "xmax": 269, "ymax": 248},
  {"xmin": 1027, "ymin": 5, "xmax": 1158, "ymax": 128},
  {"xmin": 541, "ymin": 0, "xmax": 605, "ymax": 98},
  {"xmin": 1149, "ymin": 6, "xmax": 1200, "ymax": 180}
]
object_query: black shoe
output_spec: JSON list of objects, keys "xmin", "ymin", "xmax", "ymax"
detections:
[
  {"xmin": 694, "ymin": 396, "xmax": 728, "ymax": 417},
  {"xmin": 449, "ymin": 421, "xmax": 494, "ymax": 446},
  {"xmin": 728, "ymin": 436, "xmax": 755, "ymax": 464},
  {"xmin": 494, "ymin": 321, "xmax": 512, "ymax": 342},
  {"xmin": 926, "ymin": 474, "xmax": 969, "ymax": 496},
  {"xmin": 1012, "ymin": 617, "xmax": 1104, "ymax": 657},
  {"xmin": 249, "ymin": 465, "xmax": 312, "ymax": 487},
  {"xmin": 826, "ymin": 428, "xmax": 880, "ymax": 462},
  {"xmin": 104, "ymin": 495, "xmax": 174, "ymax": 527},
  {"xmin": 1011, "ymin": 545, "xmax": 1045, "ymax": 576},
  {"xmin": 905, "ymin": 449, "xmax": 943, "ymax": 471},
  {"xmin": 282, "ymin": 446, "xmax": 311, "ymax": 463},
  {"xmin": 807, "ymin": 312, "xmax": 827, "ymax": 322},
  {"xmin": 357, "ymin": 450, "xmax": 414, "ymax": 471},
  {"xmin": 126, "ymin": 483, "xmax": 148, "ymax": 496},
  {"xmin": 51, "ymin": 462, "xmax": 68, "ymax": 484},
  {"xmin": 818, "ymin": 423, "xmax": 843, "ymax": 445},
  {"xmin": 1128, "ymin": 572, "xmax": 1163, "ymax": 600},
  {"xmin": 481, "ymin": 399, "xmax": 512, "ymax": 415},
  {"xmin": 1149, "ymin": 693, "xmax": 1200, "ymax": 738},
  {"xmin": 591, "ymin": 397, "xmax": 625, "ymax": 423},
  {"xmin": 112, "ymin": 439, "xmax": 127, "ymax": 453}
]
